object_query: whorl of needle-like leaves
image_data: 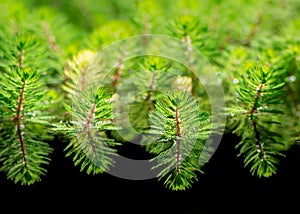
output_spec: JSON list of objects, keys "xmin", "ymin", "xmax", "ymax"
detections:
[
  {"xmin": 62, "ymin": 49, "xmax": 97, "ymax": 96},
  {"xmin": 0, "ymin": 67, "xmax": 53, "ymax": 185},
  {"xmin": 146, "ymin": 91, "xmax": 211, "ymax": 191},
  {"xmin": 58, "ymin": 86, "xmax": 120, "ymax": 174},
  {"xmin": 227, "ymin": 65, "xmax": 288, "ymax": 177}
]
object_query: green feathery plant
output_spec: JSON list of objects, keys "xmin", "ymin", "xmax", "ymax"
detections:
[
  {"xmin": 227, "ymin": 64, "xmax": 289, "ymax": 177},
  {"xmin": 145, "ymin": 91, "xmax": 211, "ymax": 190},
  {"xmin": 122, "ymin": 57, "xmax": 176, "ymax": 135},
  {"xmin": 55, "ymin": 86, "xmax": 120, "ymax": 175},
  {"xmin": 0, "ymin": 0, "xmax": 299, "ymax": 190},
  {"xmin": 59, "ymin": 49, "xmax": 120, "ymax": 174},
  {"xmin": 0, "ymin": 2, "xmax": 69, "ymax": 185},
  {"xmin": 0, "ymin": 67, "xmax": 53, "ymax": 185}
]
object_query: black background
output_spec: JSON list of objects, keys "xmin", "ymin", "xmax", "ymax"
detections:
[{"xmin": 1, "ymin": 133, "xmax": 299, "ymax": 213}]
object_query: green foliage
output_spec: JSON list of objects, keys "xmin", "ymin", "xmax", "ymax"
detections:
[
  {"xmin": 0, "ymin": 0, "xmax": 299, "ymax": 190},
  {"xmin": 126, "ymin": 57, "xmax": 177, "ymax": 132},
  {"xmin": 0, "ymin": 67, "xmax": 53, "ymax": 185},
  {"xmin": 107, "ymin": 56, "xmax": 186, "ymax": 142},
  {"xmin": 62, "ymin": 49, "xmax": 97, "ymax": 96},
  {"xmin": 227, "ymin": 65, "xmax": 288, "ymax": 177},
  {"xmin": 145, "ymin": 91, "xmax": 211, "ymax": 190},
  {"xmin": 55, "ymin": 86, "xmax": 120, "ymax": 174}
]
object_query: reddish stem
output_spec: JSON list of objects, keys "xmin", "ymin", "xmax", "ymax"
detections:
[
  {"xmin": 175, "ymin": 106, "xmax": 181, "ymax": 173},
  {"xmin": 14, "ymin": 82, "xmax": 28, "ymax": 168},
  {"xmin": 83, "ymin": 103, "xmax": 97, "ymax": 157}
]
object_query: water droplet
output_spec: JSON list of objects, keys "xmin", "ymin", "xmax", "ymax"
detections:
[
  {"xmin": 289, "ymin": 75, "xmax": 296, "ymax": 82},
  {"xmin": 233, "ymin": 78, "xmax": 239, "ymax": 84}
]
